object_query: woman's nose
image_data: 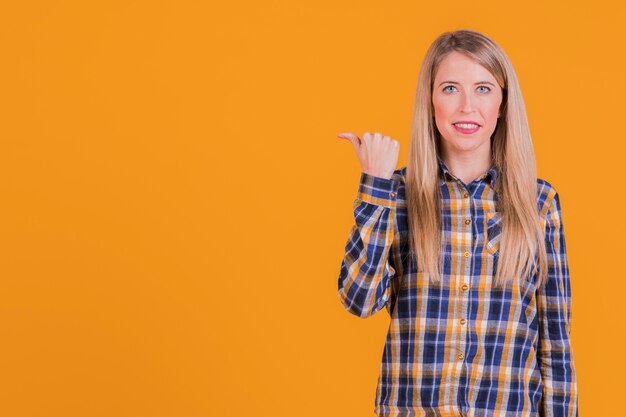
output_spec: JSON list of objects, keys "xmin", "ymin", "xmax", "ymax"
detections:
[{"xmin": 460, "ymin": 93, "xmax": 476, "ymax": 112}]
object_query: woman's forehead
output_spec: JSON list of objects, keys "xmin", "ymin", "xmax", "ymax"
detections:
[{"xmin": 434, "ymin": 52, "xmax": 497, "ymax": 83}]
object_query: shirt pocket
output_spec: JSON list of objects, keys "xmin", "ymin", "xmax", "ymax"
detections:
[{"xmin": 486, "ymin": 211, "xmax": 502, "ymax": 256}]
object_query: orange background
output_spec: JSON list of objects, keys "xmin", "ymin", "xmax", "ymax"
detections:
[{"xmin": 0, "ymin": 1, "xmax": 623, "ymax": 416}]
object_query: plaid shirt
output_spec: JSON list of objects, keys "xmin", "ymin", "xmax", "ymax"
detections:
[{"xmin": 337, "ymin": 157, "xmax": 577, "ymax": 416}]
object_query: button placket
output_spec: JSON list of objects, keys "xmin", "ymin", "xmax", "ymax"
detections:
[{"xmin": 458, "ymin": 186, "xmax": 471, "ymax": 366}]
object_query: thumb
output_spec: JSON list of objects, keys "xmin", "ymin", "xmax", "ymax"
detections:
[{"xmin": 337, "ymin": 132, "xmax": 361, "ymax": 150}]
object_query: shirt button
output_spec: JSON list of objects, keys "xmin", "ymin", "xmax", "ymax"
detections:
[
  {"xmin": 465, "ymin": 219, "xmax": 471, "ymax": 225},
  {"xmin": 461, "ymin": 284, "xmax": 469, "ymax": 291},
  {"xmin": 389, "ymin": 192, "xmax": 396, "ymax": 198},
  {"xmin": 460, "ymin": 318, "xmax": 467, "ymax": 325},
  {"xmin": 464, "ymin": 251, "xmax": 470, "ymax": 257},
  {"xmin": 463, "ymin": 192, "xmax": 469, "ymax": 198},
  {"xmin": 457, "ymin": 353, "xmax": 464, "ymax": 360}
]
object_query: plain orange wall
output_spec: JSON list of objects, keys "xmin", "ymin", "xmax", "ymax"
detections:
[{"xmin": 0, "ymin": 1, "xmax": 623, "ymax": 416}]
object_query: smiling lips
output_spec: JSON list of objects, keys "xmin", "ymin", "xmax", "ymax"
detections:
[{"xmin": 453, "ymin": 121, "xmax": 480, "ymax": 134}]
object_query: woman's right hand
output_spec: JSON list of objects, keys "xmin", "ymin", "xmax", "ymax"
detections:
[{"xmin": 337, "ymin": 131, "xmax": 400, "ymax": 180}]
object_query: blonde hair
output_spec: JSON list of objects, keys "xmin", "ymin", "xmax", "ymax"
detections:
[{"xmin": 406, "ymin": 29, "xmax": 547, "ymax": 288}]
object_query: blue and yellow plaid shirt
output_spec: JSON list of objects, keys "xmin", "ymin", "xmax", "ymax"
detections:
[{"xmin": 338, "ymin": 157, "xmax": 577, "ymax": 416}]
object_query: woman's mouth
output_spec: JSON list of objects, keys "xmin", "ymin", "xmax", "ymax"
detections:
[{"xmin": 453, "ymin": 123, "xmax": 480, "ymax": 134}]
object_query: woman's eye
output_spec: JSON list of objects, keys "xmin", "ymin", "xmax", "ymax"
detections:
[{"xmin": 442, "ymin": 85, "xmax": 491, "ymax": 93}]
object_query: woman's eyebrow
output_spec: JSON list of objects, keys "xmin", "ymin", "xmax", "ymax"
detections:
[{"xmin": 438, "ymin": 80, "xmax": 497, "ymax": 87}]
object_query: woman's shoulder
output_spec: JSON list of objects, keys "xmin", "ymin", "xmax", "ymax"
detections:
[
  {"xmin": 536, "ymin": 177, "xmax": 562, "ymax": 227},
  {"xmin": 536, "ymin": 177, "xmax": 559, "ymax": 201}
]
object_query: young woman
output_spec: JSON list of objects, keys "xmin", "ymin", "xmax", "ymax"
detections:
[{"xmin": 337, "ymin": 29, "xmax": 577, "ymax": 417}]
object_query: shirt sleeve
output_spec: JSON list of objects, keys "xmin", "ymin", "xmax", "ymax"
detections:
[
  {"xmin": 337, "ymin": 171, "xmax": 401, "ymax": 318},
  {"xmin": 537, "ymin": 189, "xmax": 578, "ymax": 416}
]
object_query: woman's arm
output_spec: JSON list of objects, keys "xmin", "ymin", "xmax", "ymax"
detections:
[
  {"xmin": 337, "ymin": 171, "xmax": 401, "ymax": 318},
  {"xmin": 537, "ymin": 189, "xmax": 578, "ymax": 416}
]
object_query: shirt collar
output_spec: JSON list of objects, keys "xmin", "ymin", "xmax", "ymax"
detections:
[{"xmin": 437, "ymin": 155, "xmax": 498, "ymax": 188}]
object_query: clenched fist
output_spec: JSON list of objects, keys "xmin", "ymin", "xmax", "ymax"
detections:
[{"xmin": 337, "ymin": 131, "xmax": 400, "ymax": 180}]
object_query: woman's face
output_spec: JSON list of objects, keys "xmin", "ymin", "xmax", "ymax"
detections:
[{"xmin": 432, "ymin": 51, "xmax": 503, "ymax": 155}]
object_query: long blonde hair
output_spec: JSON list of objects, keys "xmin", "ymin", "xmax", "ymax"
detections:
[{"xmin": 406, "ymin": 29, "xmax": 547, "ymax": 288}]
